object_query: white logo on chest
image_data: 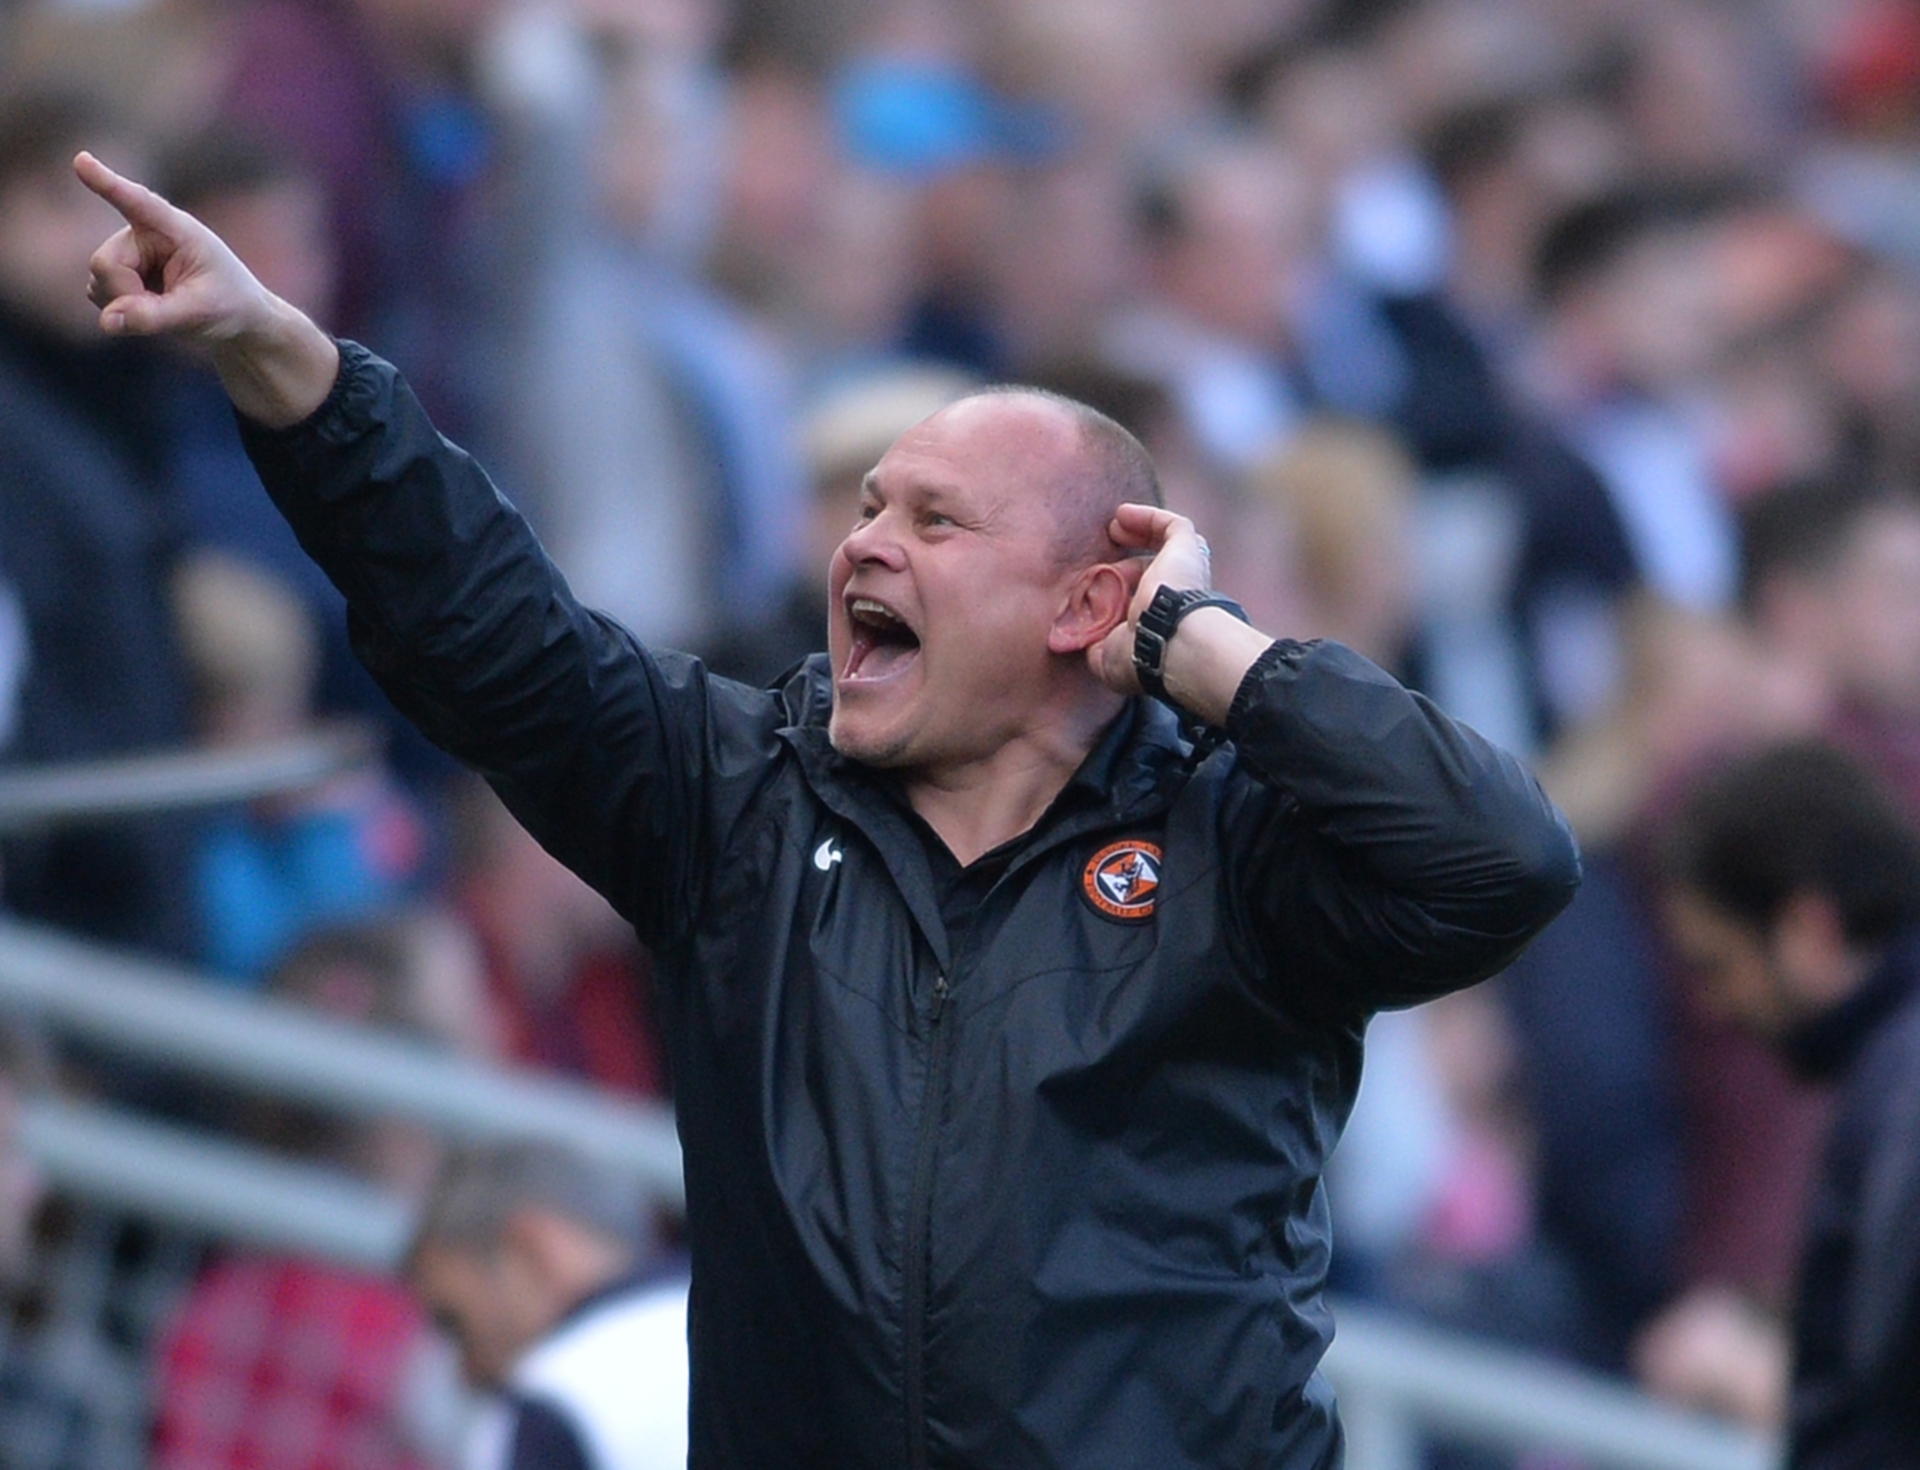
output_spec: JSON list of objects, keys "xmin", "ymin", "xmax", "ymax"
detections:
[{"xmin": 813, "ymin": 837, "xmax": 844, "ymax": 871}]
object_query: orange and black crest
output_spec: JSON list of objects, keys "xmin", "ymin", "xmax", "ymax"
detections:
[{"xmin": 1081, "ymin": 838, "xmax": 1163, "ymax": 923}]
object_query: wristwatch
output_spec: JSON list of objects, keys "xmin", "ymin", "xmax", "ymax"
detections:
[{"xmin": 1132, "ymin": 586, "xmax": 1249, "ymax": 708}]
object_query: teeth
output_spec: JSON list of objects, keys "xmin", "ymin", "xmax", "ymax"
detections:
[{"xmin": 850, "ymin": 598, "xmax": 903, "ymax": 628}]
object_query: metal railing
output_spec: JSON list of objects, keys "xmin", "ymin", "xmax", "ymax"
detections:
[
  {"xmin": 0, "ymin": 918, "xmax": 684, "ymax": 1209},
  {"xmin": 1328, "ymin": 1302, "xmax": 1778, "ymax": 1470},
  {"xmin": 16, "ymin": 1092, "xmax": 411, "ymax": 1269},
  {"xmin": 0, "ymin": 726, "xmax": 376, "ymax": 835}
]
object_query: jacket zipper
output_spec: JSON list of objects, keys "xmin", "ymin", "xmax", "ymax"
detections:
[{"xmin": 902, "ymin": 971, "xmax": 952, "ymax": 1469}]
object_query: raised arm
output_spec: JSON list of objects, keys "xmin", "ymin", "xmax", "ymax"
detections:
[
  {"xmin": 75, "ymin": 151, "xmax": 338, "ymax": 427},
  {"xmin": 72, "ymin": 152, "xmax": 775, "ymax": 951},
  {"xmin": 1226, "ymin": 636, "xmax": 1580, "ymax": 1012},
  {"xmin": 1088, "ymin": 502, "xmax": 1579, "ymax": 1013}
]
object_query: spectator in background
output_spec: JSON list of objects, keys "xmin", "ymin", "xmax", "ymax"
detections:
[
  {"xmin": 199, "ymin": 0, "xmax": 771, "ymax": 721},
  {"xmin": 0, "ymin": 91, "xmax": 198, "ymax": 959},
  {"xmin": 1740, "ymin": 473, "xmax": 1920, "ymax": 812},
  {"xmin": 1523, "ymin": 183, "xmax": 1743, "ymax": 618},
  {"xmin": 471, "ymin": 0, "xmax": 811, "ymax": 662},
  {"xmin": 1242, "ymin": 419, "xmax": 1419, "ymax": 677},
  {"xmin": 1616, "ymin": 475, "xmax": 1920, "ymax": 1355},
  {"xmin": 1107, "ymin": 126, "xmax": 1320, "ymax": 476},
  {"xmin": 152, "ymin": 915, "xmax": 497, "ymax": 1470},
  {"xmin": 155, "ymin": 124, "xmax": 343, "ymax": 619},
  {"xmin": 0, "ymin": 1023, "xmax": 50, "ymax": 1294},
  {"xmin": 152, "ymin": 121, "xmax": 449, "ymax": 782},
  {"xmin": 447, "ymin": 779, "xmax": 666, "ymax": 1103},
  {"xmin": 173, "ymin": 551, "xmax": 430, "ymax": 982},
  {"xmin": 0, "ymin": 571, "xmax": 24, "ymax": 760},
  {"xmin": 1416, "ymin": 85, "xmax": 1630, "ymax": 377},
  {"xmin": 1649, "ymin": 739, "xmax": 1920, "ymax": 1463},
  {"xmin": 1609, "ymin": 0, "xmax": 1792, "ymax": 187},
  {"xmin": 1526, "ymin": 595, "xmax": 1832, "ymax": 1374},
  {"xmin": 405, "ymin": 1140, "xmax": 687, "ymax": 1470},
  {"xmin": 1650, "ymin": 472, "xmax": 1920, "ymax": 1322},
  {"xmin": 833, "ymin": 3, "xmax": 1049, "ymax": 379},
  {"xmin": 1682, "ymin": 197, "xmax": 1859, "ymax": 509},
  {"xmin": 1810, "ymin": 257, "xmax": 1920, "ymax": 479},
  {"xmin": 207, "ymin": 0, "xmax": 521, "ymax": 449}
]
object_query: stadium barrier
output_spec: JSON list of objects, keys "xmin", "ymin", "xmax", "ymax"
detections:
[
  {"xmin": 0, "ymin": 725, "xmax": 378, "ymax": 835},
  {"xmin": 0, "ymin": 918, "xmax": 684, "ymax": 1209},
  {"xmin": 1328, "ymin": 1303, "xmax": 1777, "ymax": 1470}
]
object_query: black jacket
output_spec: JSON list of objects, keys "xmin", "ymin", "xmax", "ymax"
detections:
[
  {"xmin": 242, "ymin": 341, "xmax": 1581, "ymax": 1469},
  {"xmin": 1783, "ymin": 929, "xmax": 1920, "ymax": 1468}
]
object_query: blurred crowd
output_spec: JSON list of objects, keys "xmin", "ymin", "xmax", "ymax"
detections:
[{"xmin": 5, "ymin": 0, "xmax": 1920, "ymax": 1463}]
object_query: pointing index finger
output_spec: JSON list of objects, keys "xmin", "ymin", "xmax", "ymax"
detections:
[{"xmin": 73, "ymin": 151, "xmax": 182, "ymax": 233}]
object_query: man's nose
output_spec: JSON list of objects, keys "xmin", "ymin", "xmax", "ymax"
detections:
[{"xmin": 842, "ymin": 510, "xmax": 905, "ymax": 566}]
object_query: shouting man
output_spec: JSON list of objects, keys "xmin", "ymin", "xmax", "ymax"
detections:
[{"xmin": 76, "ymin": 150, "xmax": 1578, "ymax": 1469}]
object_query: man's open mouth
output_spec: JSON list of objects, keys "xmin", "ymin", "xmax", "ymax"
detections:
[{"xmin": 843, "ymin": 597, "xmax": 922, "ymax": 681}]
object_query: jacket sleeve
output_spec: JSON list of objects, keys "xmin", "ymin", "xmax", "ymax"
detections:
[
  {"xmin": 1217, "ymin": 638, "xmax": 1581, "ymax": 1015},
  {"xmin": 237, "ymin": 340, "xmax": 778, "ymax": 950}
]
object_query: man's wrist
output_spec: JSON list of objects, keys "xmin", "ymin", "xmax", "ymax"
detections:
[
  {"xmin": 211, "ymin": 297, "xmax": 340, "ymax": 429},
  {"xmin": 1133, "ymin": 588, "xmax": 1266, "ymax": 724},
  {"xmin": 1134, "ymin": 588, "xmax": 1243, "ymax": 703},
  {"xmin": 1161, "ymin": 610, "xmax": 1273, "ymax": 726}
]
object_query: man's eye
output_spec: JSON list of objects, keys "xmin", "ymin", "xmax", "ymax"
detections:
[{"xmin": 924, "ymin": 512, "xmax": 955, "ymax": 528}]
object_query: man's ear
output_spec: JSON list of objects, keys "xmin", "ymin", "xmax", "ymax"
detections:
[{"xmin": 1049, "ymin": 560, "xmax": 1138, "ymax": 655}]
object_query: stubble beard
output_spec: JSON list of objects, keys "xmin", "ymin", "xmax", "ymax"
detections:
[{"xmin": 828, "ymin": 704, "xmax": 915, "ymax": 769}]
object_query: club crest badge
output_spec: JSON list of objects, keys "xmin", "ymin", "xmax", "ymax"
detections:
[{"xmin": 1081, "ymin": 838, "xmax": 1163, "ymax": 923}]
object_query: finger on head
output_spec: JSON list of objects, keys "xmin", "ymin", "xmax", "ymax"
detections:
[
  {"xmin": 1108, "ymin": 507, "xmax": 1155, "ymax": 546},
  {"xmin": 1108, "ymin": 503, "xmax": 1180, "ymax": 549}
]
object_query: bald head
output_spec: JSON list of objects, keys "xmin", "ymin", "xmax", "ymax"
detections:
[
  {"xmin": 945, "ymin": 386, "xmax": 1164, "ymax": 571},
  {"xmin": 829, "ymin": 385, "xmax": 1156, "ymax": 781}
]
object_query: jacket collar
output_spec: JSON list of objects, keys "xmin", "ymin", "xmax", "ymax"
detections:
[
  {"xmin": 1780, "ymin": 925, "xmax": 1920, "ymax": 1083},
  {"xmin": 775, "ymin": 656, "xmax": 1195, "ymax": 967},
  {"xmin": 777, "ymin": 655, "xmax": 1189, "ymax": 828}
]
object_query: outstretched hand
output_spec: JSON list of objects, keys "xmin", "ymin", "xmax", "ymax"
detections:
[
  {"xmin": 74, "ymin": 151, "xmax": 338, "ymax": 426},
  {"xmin": 1086, "ymin": 503, "xmax": 1215, "ymax": 696},
  {"xmin": 76, "ymin": 151, "xmax": 273, "ymax": 341}
]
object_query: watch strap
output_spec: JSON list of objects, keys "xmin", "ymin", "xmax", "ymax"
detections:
[{"xmin": 1132, "ymin": 586, "xmax": 1249, "ymax": 708}]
